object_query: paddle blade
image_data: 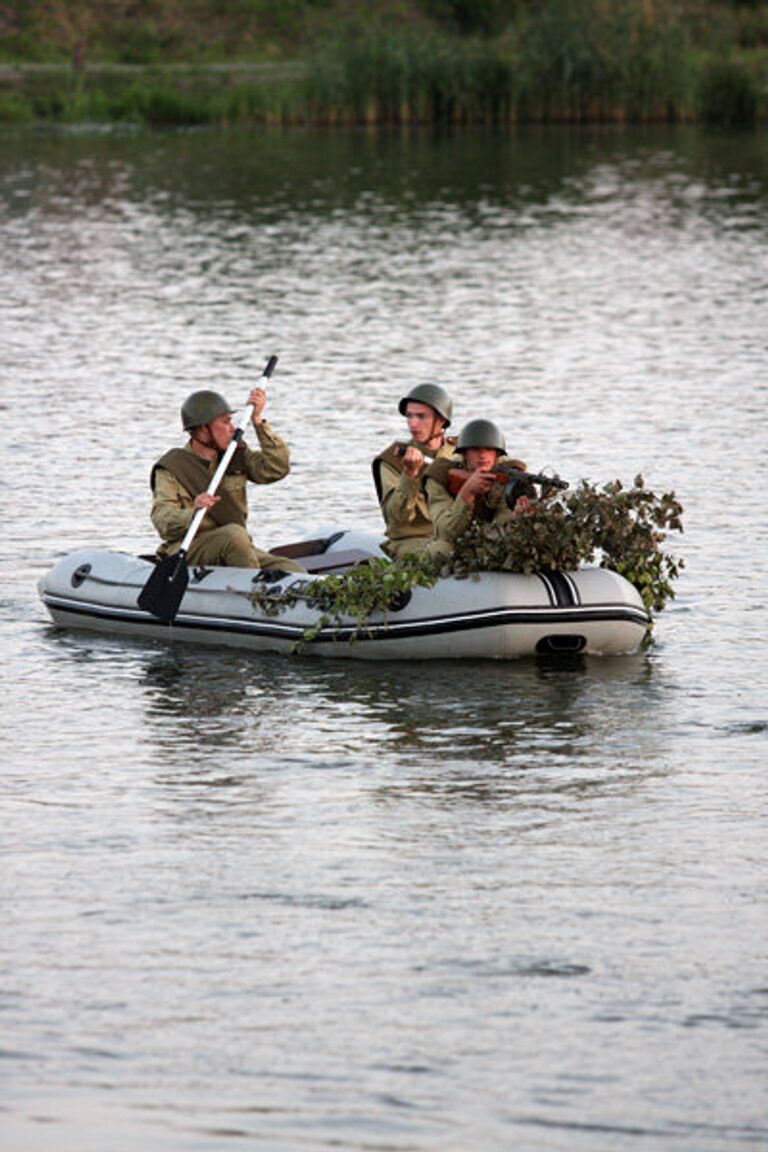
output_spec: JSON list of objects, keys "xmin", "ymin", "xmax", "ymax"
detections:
[{"xmin": 137, "ymin": 552, "xmax": 189, "ymax": 623}]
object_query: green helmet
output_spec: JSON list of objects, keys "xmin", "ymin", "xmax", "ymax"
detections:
[
  {"xmin": 398, "ymin": 383, "xmax": 453, "ymax": 427},
  {"xmin": 457, "ymin": 419, "xmax": 506, "ymax": 453},
  {"xmin": 181, "ymin": 390, "xmax": 233, "ymax": 431}
]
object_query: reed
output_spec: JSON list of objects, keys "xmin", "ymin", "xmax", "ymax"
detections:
[
  {"xmin": 696, "ymin": 58, "xmax": 760, "ymax": 125},
  {"xmin": 307, "ymin": 31, "xmax": 518, "ymax": 124},
  {"xmin": 512, "ymin": 0, "xmax": 695, "ymax": 122},
  {"xmin": 304, "ymin": 3, "xmax": 706, "ymax": 124}
]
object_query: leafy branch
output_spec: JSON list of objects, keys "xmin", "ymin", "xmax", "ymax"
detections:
[
  {"xmin": 251, "ymin": 552, "xmax": 443, "ymax": 651},
  {"xmin": 450, "ymin": 475, "xmax": 684, "ymax": 613},
  {"xmin": 251, "ymin": 475, "xmax": 684, "ymax": 647}
]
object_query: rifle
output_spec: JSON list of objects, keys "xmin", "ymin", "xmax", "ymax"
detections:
[{"xmin": 447, "ymin": 464, "xmax": 569, "ymax": 511}]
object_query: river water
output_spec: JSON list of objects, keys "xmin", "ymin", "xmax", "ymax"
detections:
[{"xmin": 1, "ymin": 124, "xmax": 766, "ymax": 1150}]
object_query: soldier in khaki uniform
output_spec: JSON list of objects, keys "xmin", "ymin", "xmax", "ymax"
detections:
[
  {"xmin": 150, "ymin": 386, "xmax": 304, "ymax": 571},
  {"xmin": 424, "ymin": 419, "xmax": 529, "ymax": 559},
  {"xmin": 372, "ymin": 383, "xmax": 457, "ymax": 558}
]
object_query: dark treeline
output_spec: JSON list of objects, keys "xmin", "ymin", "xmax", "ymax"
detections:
[{"xmin": 1, "ymin": 0, "xmax": 767, "ymax": 125}]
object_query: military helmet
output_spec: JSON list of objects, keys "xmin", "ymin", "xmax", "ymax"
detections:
[
  {"xmin": 457, "ymin": 418, "xmax": 506, "ymax": 454},
  {"xmin": 398, "ymin": 383, "xmax": 453, "ymax": 427},
  {"xmin": 181, "ymin": 390, "xmax": 234, "ymax": 431}
]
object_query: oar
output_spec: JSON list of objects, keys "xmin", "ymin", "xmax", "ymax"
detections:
[{"xmin": 137, "ymin": 354, "xmax": 278, "ymax": 623}]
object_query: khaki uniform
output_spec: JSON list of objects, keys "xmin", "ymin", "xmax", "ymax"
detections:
[
  {"xmin": 372, "ymin": 437, "xmax": 457, "ymax": 559},
  {"xmin": 150, "ymin": 421, "xmax": 304, "ymax": 571},
  {"xmin": 424, "ymin": 455, "xmax": 525, "ymax": 559}
]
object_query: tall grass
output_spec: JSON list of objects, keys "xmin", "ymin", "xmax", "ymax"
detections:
[
  {"xmin": 306, "ymin": 1, "xmax": 707, "ymax": 124},
  {"xmin": 697, "ymin": 59, "xmax": 760, "ymax": 125},
  {"xmin": 0, "ymin": 67, "xmax": 305, "ymax": 126},
  {"xmin": 307, "ymin": 32, "xmax": 517, "ymax": 124},
  {"xmin": 513, "ymin": 0, "xmax": 694, "ymax": 122}
]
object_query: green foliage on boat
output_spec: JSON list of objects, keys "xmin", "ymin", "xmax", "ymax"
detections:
[{"xmin": 251, "ymin": 476, "xmax": 684, "ymax": 649}]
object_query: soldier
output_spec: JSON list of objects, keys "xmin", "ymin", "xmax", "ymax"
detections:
[
  {"xmin": 424, "ymin": 418, "xmax": 529, "ymax": 557},
  {"xmin": 372, "ymin": 383, "xmax": 457, "ymax": 558},
  {"xmin": 150, "ymin": 386, "xmax": 304, "ymax": 571}
]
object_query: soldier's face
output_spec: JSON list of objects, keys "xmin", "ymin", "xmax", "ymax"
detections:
[
  {"xmin": 406, "ymin": 402, "xmax": 442, "ymax": 444},
  {"xmin": 465, "ymin": 447, "xmax": 499, "ymax": 472},
  {"xmin": 209, "ymin": 413, "xmax": 235, "ymax": 452}
]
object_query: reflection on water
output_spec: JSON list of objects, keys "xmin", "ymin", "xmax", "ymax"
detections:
[
  {"xmin": 3, "ymin": 124, "xmax": 767, "ymax": 223},
  {"xmin": 136, "ymin": 643, "xmax": 658, "ymax": 764},
  {"xmin": 2, "ymin": 123, "xmax": 767, "ymax": 1151},
  {"xmin": 128, "ymin": 641, "xmax": 675, "ymax": 844}
]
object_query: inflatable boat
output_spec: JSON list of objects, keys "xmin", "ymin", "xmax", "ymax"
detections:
[{"xmin": 38, "ymin": 529, "xmax": 650, "ymax": 660}]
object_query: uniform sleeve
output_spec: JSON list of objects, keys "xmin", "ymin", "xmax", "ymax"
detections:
[
  {"xmin": 426, "ymin": 477, "xmax": 474, "ymax": 545},
  {"xmin": 150, "ymin": 467, "xmax": 197, "ymax": 542},
  {"xmin": 378, "ymin": 460, "xmax": 424, "ymax": 532},
  {"xmin": 243, "ymin": 420, "xmax": 290, "ymax": 484}
]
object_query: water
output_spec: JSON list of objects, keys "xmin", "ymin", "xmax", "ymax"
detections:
[{"xmin": 1, "ymin": 124, "xmax": 766, "ymax": 1150}]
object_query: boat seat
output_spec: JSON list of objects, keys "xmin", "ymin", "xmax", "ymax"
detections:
[
  {"xmin": 299, "ymin": 548, "xmax": 375, "ymax": 573},
  {"xmin": 270, "ymin": 532, "xmax": 345, "ymax": 559},
  {"xmin": 136, "ymin": 547, "xmax": 373, "ymax": 573}
]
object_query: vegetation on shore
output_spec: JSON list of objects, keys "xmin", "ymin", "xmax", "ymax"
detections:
[{"xmin": 1, "ymin": 1, "xmax": 767, "ymax": 126}]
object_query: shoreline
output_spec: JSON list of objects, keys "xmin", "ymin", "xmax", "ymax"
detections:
[{"xmin": 1, "ymin": 53, "xmax": 765, "ymax": 128}]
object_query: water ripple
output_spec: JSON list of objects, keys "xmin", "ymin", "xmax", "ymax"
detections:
[{"xmin": 1, "ymin": 123, "xmax": 766, "ymax": 1152}]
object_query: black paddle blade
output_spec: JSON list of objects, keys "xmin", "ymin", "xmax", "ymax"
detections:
[{"xmin": 137, "ymin": 551, "xmax": 189, "ymax": 623}]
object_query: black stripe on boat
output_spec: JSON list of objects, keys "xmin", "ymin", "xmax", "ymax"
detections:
[
  {"xmin": 42, "ymin": 592, "xmax": 649, "ymax": 645},
  {"xmin": 537, "ymin": 572, "xmax": 557, "ymax": 606},
  {"xmin": 562, "ymin": 573, "xmax": 581, "ymax": 605},
  {"xmin": 537, "ymin": 571, "xmax": 576, "ymax": 607}
]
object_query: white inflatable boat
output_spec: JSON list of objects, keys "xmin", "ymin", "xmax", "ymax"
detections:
[{"xmin": 38, "ymin": 529, "xmax": 650, "ymax": 660}]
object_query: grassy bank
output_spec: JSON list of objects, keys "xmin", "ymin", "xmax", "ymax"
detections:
[{"xmin": 1, "ymin": 1, "xmax": 767, "ymax": 126}]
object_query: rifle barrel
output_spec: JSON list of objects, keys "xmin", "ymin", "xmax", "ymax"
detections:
[{"xmin": 501, "ymin": 467, "xmax": 569, "ymax": 490}]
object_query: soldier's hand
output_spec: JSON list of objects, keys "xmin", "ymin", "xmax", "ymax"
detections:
[
  {"xmin": 249, "ymin": 386, "xmax": 267, "ymax": 423},
  {"xmin": 459, "ymin": 469, "xmax": 497, "ymax": 504},
  {"xmin": 513, "ymin": 494, "xmax": 534, "ymax": 516},
  {"xmin": 194, "ymin": 493, "xmax": 221, "ymax": 511},
  {"xmin": 402, "ymin": 446, "xmax": 425, "ymax": 479}
]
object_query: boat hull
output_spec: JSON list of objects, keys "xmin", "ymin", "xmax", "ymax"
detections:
[{"xmin": 38, "ymin": 538, "xmax": 650, "ymax": 661}]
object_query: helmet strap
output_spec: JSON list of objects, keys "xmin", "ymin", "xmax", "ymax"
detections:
[
  {"xmin": 189, "ymin": 424, "xmax": 218, "ymax": 460},
  {"xmin": 425, "ymin": 414, "xmax": 446, "ymax": 452}
]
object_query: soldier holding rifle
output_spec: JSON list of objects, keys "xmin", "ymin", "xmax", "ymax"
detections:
[{"xmin": 423, "ymin": 419, "xmax": 531, "ymax": 558}]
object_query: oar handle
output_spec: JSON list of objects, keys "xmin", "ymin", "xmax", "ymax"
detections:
[{"xmin": 178, "ymin": 355, "xmax": 279, "ymax": 555}]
